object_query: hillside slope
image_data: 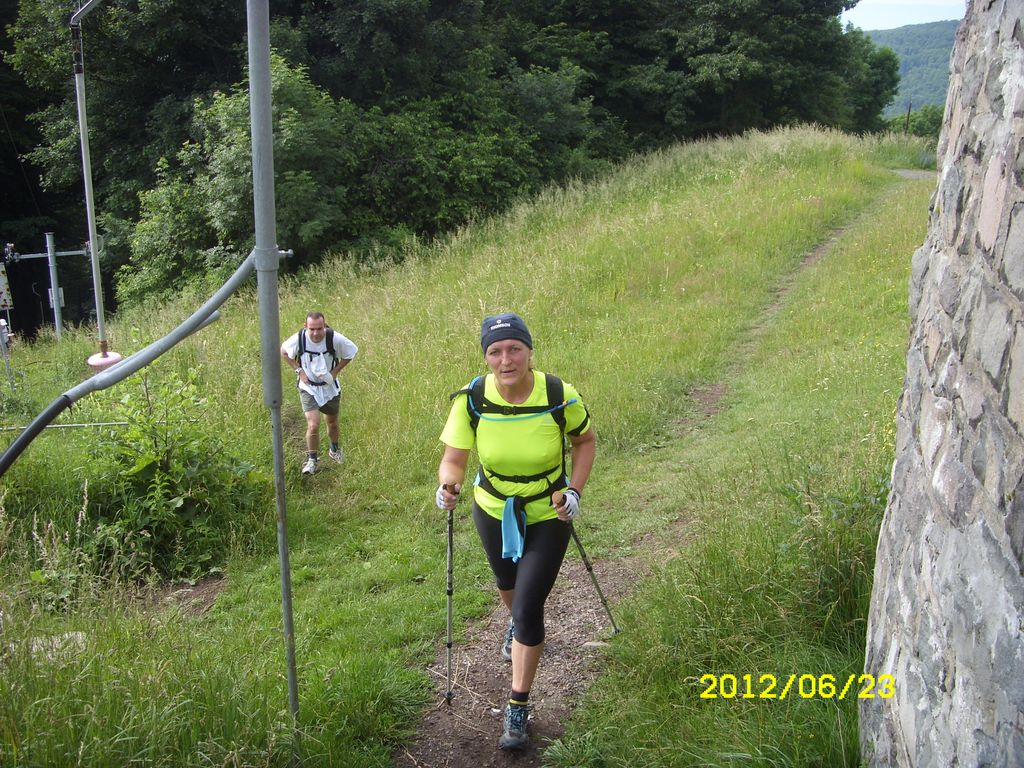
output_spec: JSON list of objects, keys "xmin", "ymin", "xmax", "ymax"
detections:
[
  {"xmin": 868, "ymin": 20, "xmax": 958, "ymax": 117},
  {"xmin": 0, "ymin": 128, "xmax": 935, "ymax": 767}
]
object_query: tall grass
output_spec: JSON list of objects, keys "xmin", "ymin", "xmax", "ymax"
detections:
[
  {"xmin": 545, "ymin": 168, "xmax": 932, "ymax": 767},
  {"xmin": 0, "ymin": 127, "xmax": 932, "ymax": 766}
]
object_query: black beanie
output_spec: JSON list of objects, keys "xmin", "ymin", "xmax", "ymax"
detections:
[{"xmin": 480, "ymin": 312, "xmax": 533, "ymax": 353}]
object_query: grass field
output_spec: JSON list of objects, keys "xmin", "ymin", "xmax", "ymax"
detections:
[{"xmin": 0, "ymin": 127, "xmax": 933, "ymax": 766}]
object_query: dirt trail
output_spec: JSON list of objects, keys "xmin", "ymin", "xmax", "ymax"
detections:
[{"xmin": 394, "ymin": 553, "xmax": 649, "ymax": 768}]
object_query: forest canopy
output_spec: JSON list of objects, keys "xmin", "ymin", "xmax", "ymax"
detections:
[
  {"xmin": 868, "ymin": 20, "xmax": 957, "ymax": 117},
  {"xmin": 2, "ymin": 0, "xmax": 899, "ymax": 309}
]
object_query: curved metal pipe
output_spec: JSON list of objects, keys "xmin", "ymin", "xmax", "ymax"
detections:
[{"xmin": 0, "ymin": 252, "xmax": 256, "ymax": 478}]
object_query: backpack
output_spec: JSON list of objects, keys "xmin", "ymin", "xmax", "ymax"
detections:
[
  {"xmin": 451, "ymin": 372, "xmax": 571, "ymax": 434},
  {"xmin": 297, "ymin": 328, "xmax": 338, "ymax": 369},
  {"xmin": 448, "ymin": 373, "xmax": 589, "ymax": 504}
]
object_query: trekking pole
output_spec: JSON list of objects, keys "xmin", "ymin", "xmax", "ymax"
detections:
[
  {"xmin": 443, "ymin": 483, "xmax": 457, "ymax": 704},
  {"xmin": 553, "ymin": 490, "xmax": 621, "ymax": 635}
]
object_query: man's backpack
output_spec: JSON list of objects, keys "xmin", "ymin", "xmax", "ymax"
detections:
[{"xmin": 297, "ymin": 327, "xmax": 338, "ymax": 369}]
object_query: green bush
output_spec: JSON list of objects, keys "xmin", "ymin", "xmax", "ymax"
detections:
[
  {"xmin": 887, "ymin": 103, "xmax": 943, "ymax": 140},
  {"xmin": 86, "ymin": 369, "xmax": 272, "ymax": 581}
]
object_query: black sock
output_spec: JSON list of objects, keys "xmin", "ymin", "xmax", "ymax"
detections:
[{"xmin": 509, "ymin": 690, "xmax": 529, "ymax": 706}]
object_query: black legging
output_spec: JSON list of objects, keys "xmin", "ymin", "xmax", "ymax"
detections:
[{"xmin": 473, "ymin": 501, "xmax": 571, "ymax": 647}]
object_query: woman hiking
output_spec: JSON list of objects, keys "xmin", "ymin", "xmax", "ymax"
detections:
[{"xmin": 435, "ymin": 312, "xmax": 596, "ymax": 751}]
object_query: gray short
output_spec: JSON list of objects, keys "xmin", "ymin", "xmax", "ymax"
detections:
[{"xmin": 299, "ymin": 390, "xmax": 340, "ymax": 416}]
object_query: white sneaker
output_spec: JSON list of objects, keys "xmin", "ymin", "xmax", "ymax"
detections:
[
  {"xmin": 328, "ymin": 446, "xmax": 344, "ymax": 464},
  {"xmin": 301, "ymin": 457, "xmax": 318, "ymax": 475}
]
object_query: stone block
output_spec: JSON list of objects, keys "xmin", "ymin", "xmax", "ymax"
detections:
[
  {"xmin": 978, "ymin": 154, "xmax": 1010, "ymax": 251},
  {"xmin": 955, "ymin": 368, "xmax": 985, "ymax": 426},
  {"xmin": 966, "ymin": 286, "xmax": 1012, "ymax": 383},
  {"xmin": 1006, "ymin": 326, "xmax": 1024, "ymax": 432},
  {"xmin": 925, "ymin": 324, "xmax": 946, "ymax": 370},
  {"xmin": 910, "ymin": 242, "xmax": 934, "ymax": 316},
  {"xmin": 937, "ymin": 166, "xmax": 966, "ymax": 245},
  {"xmin": 932, "ymin": 450, "xmax": 974, "ymax": 529},
  {"xmin": 937, "ymin": 253, "xmax": 963, "ymax": 318},
  {"xmin": 919, "ymin": 388, "xmax": 952, "ymax": 469},
  {"xmin": 1002, "ymin": 204, "xmax": 1024, "ymax": 298}
]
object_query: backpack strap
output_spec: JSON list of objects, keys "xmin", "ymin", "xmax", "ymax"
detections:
[
  {"xmin": 449, "ymin": 373, "xmax": 580, "ymax": 431},
  {"xmin": 448, "ymin": 375, "xmax": 484, "ymax": 432},
  {"xmin": 544, "ymin": 373, "xmax": 566, "ymax": 432},
  {"xmin": 476, "ymin": 469, "xmax": 567, "ymax": 506},
  {"xmin": 296, "ymin": 327, "xmax": 339, "ymax": 369},
  {"xmin": 324, "ymin": 328, "xmax": 337, "ymax": 369}
]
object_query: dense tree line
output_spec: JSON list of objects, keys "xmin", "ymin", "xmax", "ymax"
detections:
[{"xmin": 2, "ymin": 0, "xmax": 898, "ymax": 309}]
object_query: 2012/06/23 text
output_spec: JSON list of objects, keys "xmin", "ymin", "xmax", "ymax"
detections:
[{"xmin": 698, "ymin": 673, "xmax": 895, "ymax": 700}]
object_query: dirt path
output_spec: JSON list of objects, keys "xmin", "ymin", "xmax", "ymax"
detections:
[{"xmin": 393, "ymin": 552, "xmax": 651, "ymax": 768}]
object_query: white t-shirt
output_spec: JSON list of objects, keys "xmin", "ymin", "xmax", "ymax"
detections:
[{"xmin": 281, "ymin": 328, "xmax": 358, "ymax": 404}]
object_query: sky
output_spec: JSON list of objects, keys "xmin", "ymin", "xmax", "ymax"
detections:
[{"xmin": 840, "ymin": 0, "xmax": 967, "ymax": 31}]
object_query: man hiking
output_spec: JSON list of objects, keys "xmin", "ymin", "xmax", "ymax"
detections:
[{"xmin": 280, "ymin": 311, "xmax": 358, "ymax": 475}]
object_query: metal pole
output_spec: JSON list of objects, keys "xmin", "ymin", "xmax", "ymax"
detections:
[
  {"xmin": 445, "ymin": 505, "xmax": 455, "ymax": 704},
  {"xmin": 246, "ymin": 0, "xmax": 300, "ymax": 763},
  {"xmin": 569, "ymin": 524, "xmax": 621, "ymax": 635},
  {"xmin": 45, "ymin": 233, "xmax": 62, "ymax": 339},
  {"xmin": 70, "ymin": 22, "xmax": 109, "ymax": 357},
  {"xmin": 0, "ymin": 320, "xmax": 14, "ymax": 390}
]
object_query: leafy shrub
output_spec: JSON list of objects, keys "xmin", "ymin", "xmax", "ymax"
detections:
[
  {"xmin": 117, "ymin": 52, "xmax": 603, "ymax": 306},
  {"xmin": 88, "ymin": 369, "xmax": 271, "ymax": 581},
  {"xmin": 887, "ymin": 103, "xmax": 944, "ymax": 140}
]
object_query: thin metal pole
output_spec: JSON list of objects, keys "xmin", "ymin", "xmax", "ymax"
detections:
[
  {"xmin": 45, "ymin": 233, "xmax": 62, "ymax": 339},
  {"xmin": 569, "ymin": 524, "xmax": 621, "ymax": 635},
  {"xmin": 246, "ymin": 0, "xmax": 300, "ymax": 763},
  {"xmin": 0, "ymin": 320, "xmax": 14, "ymax": 390},
  {"xmin": 70, "ymin": 22, "xmax": 109, "ymax": 356},
  {"xmin": 445, "ymin": 506, "xmax": 455, "ymax": 704}
]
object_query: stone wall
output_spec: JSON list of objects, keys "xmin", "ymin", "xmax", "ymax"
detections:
[{"xmin": 861, "ymin": 1, "xmax": 1024, "ymax": 765}]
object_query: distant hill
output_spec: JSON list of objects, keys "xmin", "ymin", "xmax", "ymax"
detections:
[{"xmin": 868, "ymin": 20, "xmax": 959, "ymax": 117}]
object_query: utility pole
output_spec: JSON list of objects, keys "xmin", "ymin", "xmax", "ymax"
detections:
[{"xmin": 70, "ymin": 0, "xmax": 122, "ymax": 370}]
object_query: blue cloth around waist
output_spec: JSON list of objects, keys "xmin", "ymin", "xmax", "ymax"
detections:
[{"xmin": 501, "ymin": 497, "xmax": 526, "ymax": 562}]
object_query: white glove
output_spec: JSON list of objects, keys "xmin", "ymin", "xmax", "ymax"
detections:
[
  {"xmin": 559, "ymin": 488, "xmax": 581, "ymax": 521},
  {"xmin": 436, "ymin": 483, "xmax": 460, "ymax": 510}
]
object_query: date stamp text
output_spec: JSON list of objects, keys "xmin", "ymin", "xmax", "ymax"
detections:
[{"xmin": 698, "ymin": 673, "xmax": 895, "ymax": 700}]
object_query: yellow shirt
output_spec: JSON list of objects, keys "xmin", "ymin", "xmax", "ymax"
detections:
[{"xmin": 440, "ymin": 370, "xmax": 591, "ymax": 524}]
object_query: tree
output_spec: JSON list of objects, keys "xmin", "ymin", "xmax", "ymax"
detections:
[
  {"xmin": 117, "ymin": 54, "xmax": 557, "ymax": 305},
  {"xmin": 9, "ymin": 0, "xmax": 903, "ymax": 306},
  {"xmin": 8, "ymin": 0, "xmax": 248, "ymax": 279},
  {"xmin": 118, "ymin": 55, "xmax": 363, "ymax": 305},
  {"xmin": 887, "ymin": 103, "xmax": 943, "ymax": 140},
  {"xmin": 840, "ymin": 27, "xmax": 900, "ymax": 133},
  {"xmin": 277, "ymin": 0, "xmax": 488, "ymax": 106}
]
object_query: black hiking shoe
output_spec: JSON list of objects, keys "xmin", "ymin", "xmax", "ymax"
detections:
[
  {"xmin": 498, "ymin": 701, "xmax": 530, "ymax": 751},
  {"xmin": 501, "ymin": 618, "xmax": 515, "ymax": 661}
]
